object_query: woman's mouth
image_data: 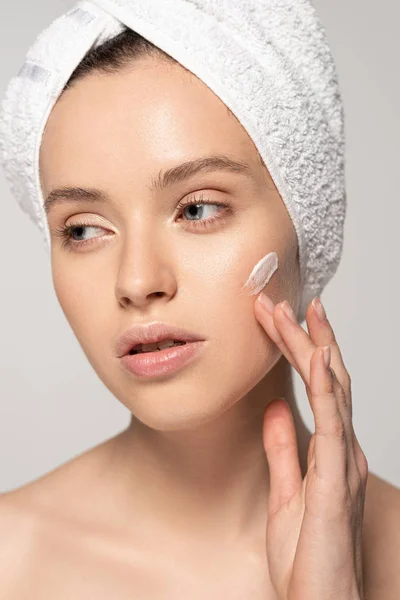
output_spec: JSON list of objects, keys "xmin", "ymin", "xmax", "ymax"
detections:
[
  {"xmin": 129, "ymin": 340, "xmax": 187, "ymax": 354},
  {"xmin": 120, "ymin": 340, "xmax": 206, "ymax": 378}
]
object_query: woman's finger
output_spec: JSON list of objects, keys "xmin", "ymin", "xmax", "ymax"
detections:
[
  {"xmin": 309, "ymin": 346, "xmax": 347, "ymax": 487},
  {"xmin": 256, "ymin": 294, "xmax": 346, "ymax": 396},
  {"xmin": 306, "ymin": 297, "xmax": 352, "ymax": 412},
  {"xmin": 255, "ymin": 293, "xmax": 300, "ymax": 372},
  {"xmin": 270, "ymin": 299, "xmax": 323, "ymax": 386},
  {"xmin": 262, "ymin": 398, "xmax": 303, "ymax": 516},
  {"xmin": 305, "ymin": 298, "xmax": 366, "ymax": 484},
  {"xmin": 307, "ymin": 433, "xmax": 316, "ymax": 471}
]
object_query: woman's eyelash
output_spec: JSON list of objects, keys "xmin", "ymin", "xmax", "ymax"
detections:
[{"xmin": 52, "ymin": 193, "xmax": 233, "ymax": 252}]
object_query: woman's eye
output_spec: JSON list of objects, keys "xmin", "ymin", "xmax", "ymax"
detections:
[
  {"xmin": 178, "ymin": 198, "xmax": 229, "ymax": 225},
  {"xmin": 53, "ymin": 194, "xmax": 233, "ymax": 251},
  {"xmin": 53, "ymin": 222, "xmax": 107, "ymax": 251}
]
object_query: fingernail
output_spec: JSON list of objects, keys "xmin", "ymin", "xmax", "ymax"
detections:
[
  {"xmin": 312, "ymin": 296, "xmax": 327, "ymax": 322},
  {"xmin": 323, "ymin": 345, "xmax": 331, "ymax": 368},
  {"xmin": 257, "ymin": 292, "xmax": 275, "ymax": 314},
  {"xmin": 281, "ymin": 300, "xmax": 297, "ymax": 324}
]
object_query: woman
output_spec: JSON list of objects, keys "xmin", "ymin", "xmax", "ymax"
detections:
[{"xmin": 0, "ymin": 1, "xmax": 399, "ymax": 598}]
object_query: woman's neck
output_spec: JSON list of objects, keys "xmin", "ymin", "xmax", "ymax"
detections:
[{"xmin": 101, "ymin": 356, "xmax": 312, "ymax": 544}]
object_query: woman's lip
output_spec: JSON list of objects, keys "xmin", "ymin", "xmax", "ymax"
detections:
[
  {"xmin": 115, "ymin": 321, "xmax": 205, "ymax": 358},
  {"xmin": 119, "ymin": 340, "xmax": 206, "ymax": 378}
]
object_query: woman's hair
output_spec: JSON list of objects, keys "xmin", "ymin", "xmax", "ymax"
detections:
[{"xmin": 63, "ymin": 26, "xmax": 177, "ymax": 91}]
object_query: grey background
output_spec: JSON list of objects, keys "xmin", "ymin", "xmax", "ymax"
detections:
[{"xmin": 1, "ymin": 0, "xmax": 399, "ymax": 492}]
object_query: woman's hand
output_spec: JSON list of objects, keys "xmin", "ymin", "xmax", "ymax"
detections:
[{"xmin": 254, "ymin": 294, "xmax": 368, "ymax": 600}]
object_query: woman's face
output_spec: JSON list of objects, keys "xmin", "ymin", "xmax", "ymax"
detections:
[{"xmin": 39, "ymin": 57, "xmax": 300, "ymax": 430}]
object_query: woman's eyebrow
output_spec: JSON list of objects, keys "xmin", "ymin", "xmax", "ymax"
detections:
[{"xmin": 43, "ymin": 154, "xmax": 254, "ymax": 215}]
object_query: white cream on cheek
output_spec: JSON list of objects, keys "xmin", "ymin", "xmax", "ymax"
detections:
[{"xmin": 241, "ymin": 251, "xmax": 279, "ymax": 296}]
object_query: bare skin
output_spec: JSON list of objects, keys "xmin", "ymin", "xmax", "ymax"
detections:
[
  {"xmin": 1, "ymin": 57, "xmax": 399, "ymax": 598},
  {"xmin": 0, "ymin": 398, "xmax": 399, "ymax": 598}
]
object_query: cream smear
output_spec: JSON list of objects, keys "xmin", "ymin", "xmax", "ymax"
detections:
[{"xmin": 242, "ymin": 251, "xmax": 278, "ymax": 296}]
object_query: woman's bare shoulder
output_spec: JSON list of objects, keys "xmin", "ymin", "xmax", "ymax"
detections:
[
  {"xmin": 0, "ymin": 468, "xmax": 103, "ymax": 598},
  {"xmin": 0, "ymin": 487, "xmax": 42, "ymax": 594},
  {"xmin": 0, "ymin": 445, "xmax": 109, "ymax": 595},
  {"xmin": 362, "ymin": 471, "xmax": 400, "ymax": 599}
]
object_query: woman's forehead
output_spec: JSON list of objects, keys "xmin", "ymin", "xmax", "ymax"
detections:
[{"xmin": 40, "ymin": 61, "xmax": 264, "ymax": 182}]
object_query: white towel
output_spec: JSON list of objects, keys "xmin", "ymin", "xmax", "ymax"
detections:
[{"xmin": 0, "ymin": 0, "xmax": 346, "ymax": 322}]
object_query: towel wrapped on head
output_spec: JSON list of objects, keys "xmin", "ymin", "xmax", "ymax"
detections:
[{"xmin": 0, "ymin": 0, "xmax": 346, "ymax": 323}]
